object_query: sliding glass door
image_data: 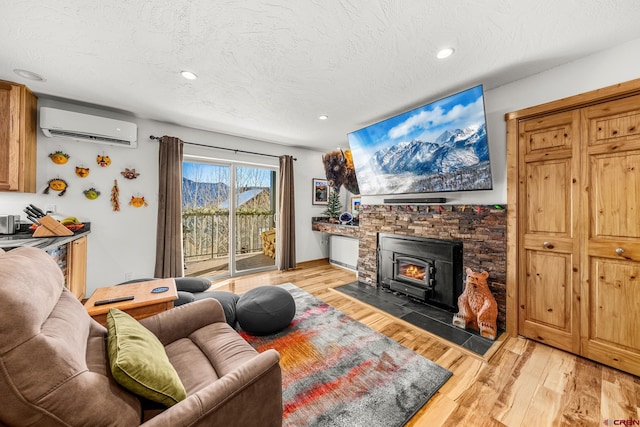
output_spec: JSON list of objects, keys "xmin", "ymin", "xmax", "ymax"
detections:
[
  {"xmin": 234, "ymin": 166, "xmax": 277, "ymax": 273},
  {"xmin": 182, "ymin": 159, "xmax": 276, "ymax": 279}
]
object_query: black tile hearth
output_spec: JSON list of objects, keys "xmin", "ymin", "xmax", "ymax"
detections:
[{"xmin": 334, "ymin": 281, "xmax": 497, "ymax": 357}]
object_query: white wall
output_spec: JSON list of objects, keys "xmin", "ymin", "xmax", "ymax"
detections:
[
  {"xmin": 0, "ymin": 98, "xmax": 329, "ymax": 296},
  {"xmin": 362, "ymin": 37, "xmax": 640, "ymax": 207}
]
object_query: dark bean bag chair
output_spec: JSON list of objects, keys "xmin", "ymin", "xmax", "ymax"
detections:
[
  {"xmin": 236, "ymin": 286, "xmax": 296, "ymax": 336},
  {"xmin": 193, "ymin": 291, "xmax": 240, "ymax": 327}
]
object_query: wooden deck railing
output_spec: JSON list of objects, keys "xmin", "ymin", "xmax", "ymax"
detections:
[{"xmin": 182, "ymin": 211, "xmax": 275, "ymax": 262}]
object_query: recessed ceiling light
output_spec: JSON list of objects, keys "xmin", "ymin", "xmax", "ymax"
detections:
[
  {"xmin": 13, "ymin": 69, "xmax": 46, "ymax": 81},
  {"xmin": 436, "ymin": 48, "xmax": 455, "ymax": 59},
  {"xmin": 318, "ymin": 115, "xmax": 329, "ymax": 120},
  {"xmin": 180, "ymin": 70, "xmax": 198, "ymax": 80}
]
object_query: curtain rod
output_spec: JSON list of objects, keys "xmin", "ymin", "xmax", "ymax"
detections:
[{"xmin": 149, "ymin": 135, "xmax": 297, "ymax": 161}]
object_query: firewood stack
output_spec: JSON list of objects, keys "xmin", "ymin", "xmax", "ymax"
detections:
[{"xmin": 261, "ymin": 229, "xmax": 276, "ymax": 258}]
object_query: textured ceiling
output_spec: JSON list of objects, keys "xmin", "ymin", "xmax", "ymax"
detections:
[{"xmin": 2, "ymin": 1, "xmax": 640, "ymax": 151}]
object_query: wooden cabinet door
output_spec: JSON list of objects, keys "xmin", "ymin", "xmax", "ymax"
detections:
[
  {"xmin": 67, "ymin": 236, "xmax": 88, "ymax": 300},
  {"xmin": 518, "ymin": 110, "xmax": 581, "ymax": 353},
  {"xmin": 581, "ymin": 95, "xmax": 640, "ymax": 376},
  {"xmin": 0, "ymin": 81, "xmax": 37, "ymax": 192},
  {"xmin": 0, "ymin": 81, "xmax": 22, "ymax": 191}
]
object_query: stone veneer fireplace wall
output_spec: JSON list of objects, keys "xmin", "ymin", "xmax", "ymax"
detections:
[{"xmin": 357, "ymin": 204, "xmax": 507, "ymax": 330}]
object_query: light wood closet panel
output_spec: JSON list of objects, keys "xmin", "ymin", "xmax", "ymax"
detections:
[
  {"xmin": 518, "ymin": 110, "xmax": 581, "ymax": 354},
  {"xmin": 506, "ymin": 78, "xmax": 640, "ymax": 376},
  {"xmin": 581, "ymin": 95, "xmax": 640, "ymax": 375}
]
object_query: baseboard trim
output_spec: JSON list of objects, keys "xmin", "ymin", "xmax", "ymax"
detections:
[{"xmin": 329, "ymin": 259, "xmax": 357, "ymax": 271}]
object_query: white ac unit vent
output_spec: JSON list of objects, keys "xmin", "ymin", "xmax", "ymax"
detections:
[{"xmin": 39, "ymin": 107, "xmax": 137, "ymax": 148}]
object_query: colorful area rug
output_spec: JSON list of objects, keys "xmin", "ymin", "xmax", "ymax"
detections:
[{"xmin": 238, "ymin": 283, "xmax": 452, "ymax": 427}]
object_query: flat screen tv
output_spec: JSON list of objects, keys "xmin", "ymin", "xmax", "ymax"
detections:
[{"xmin": 347, "ymin": 85, "xmax": 492, "ymax": 195}]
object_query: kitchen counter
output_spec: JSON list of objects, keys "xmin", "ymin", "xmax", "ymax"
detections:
[{"xmin": 0, "ymin": 223, "xmax": 91, "ymax": 251}]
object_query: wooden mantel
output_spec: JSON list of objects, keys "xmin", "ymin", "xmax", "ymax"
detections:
[{"xmin": 311, "ymin": 217, "xmax": 360, "ymax": 238}]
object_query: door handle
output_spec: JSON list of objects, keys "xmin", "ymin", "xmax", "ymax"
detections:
[
  {"xmin": 615, "ymin": 247, "xmax": 633, "ymax": 260},
  {"xmin": 543, "ymin": 241, "xmax": 554, "ymax": 249}
]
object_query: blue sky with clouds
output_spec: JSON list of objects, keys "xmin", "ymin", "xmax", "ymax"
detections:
[{"xmin": 347, "ymin": 85, "xmax": 486, "ymax": 162}]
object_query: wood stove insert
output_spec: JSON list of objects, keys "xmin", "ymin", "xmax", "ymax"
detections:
[{"xmin": 377, "ymin": 233, "xmax": 463, "ymax": 311}]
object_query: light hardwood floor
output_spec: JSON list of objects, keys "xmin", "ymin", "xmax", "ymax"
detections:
[{"xmin": 209, "ymin": 259, "xmax": 640, "ymax": 427}]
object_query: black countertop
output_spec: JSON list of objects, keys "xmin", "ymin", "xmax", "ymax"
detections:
[{"xmin": 0, "ymin": 223, "xmax": 91, "ymax": 251}]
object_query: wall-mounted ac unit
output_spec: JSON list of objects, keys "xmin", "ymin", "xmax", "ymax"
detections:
[{"xmin": 39, "ymin": 107, "xmax": 137, "ymax": 148}]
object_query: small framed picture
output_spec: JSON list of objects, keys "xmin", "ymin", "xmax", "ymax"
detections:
[
  {"xmin": 313, "ymin": 178, "xmax": 329, "ymax": 205},
  {"xmin": 351, "ymin": 196, "xmax": 361, "ymax": 216}
]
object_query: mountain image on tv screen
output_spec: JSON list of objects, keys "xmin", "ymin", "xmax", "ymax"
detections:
[{"xmin": 347, "ymin": 85, "xmax": 492, "ymax": 195}]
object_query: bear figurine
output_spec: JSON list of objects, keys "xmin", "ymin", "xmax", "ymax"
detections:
[{"xmin": 452, "ymin": 267, "xmax": 498, "ymax": 340}]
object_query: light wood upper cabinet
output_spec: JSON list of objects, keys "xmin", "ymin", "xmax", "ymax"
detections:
[
  {"xmin": 507, "ymin": 77, "xmax": 640, "ymax": 376},
  {"xmin": 0, "ymin": 80, "xmax": 37, "ymax": 192}
]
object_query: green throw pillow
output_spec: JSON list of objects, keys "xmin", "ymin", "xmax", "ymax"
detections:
[{"xmin": 106, "ymin": 308, "xmax": 186, "ymax": 406}]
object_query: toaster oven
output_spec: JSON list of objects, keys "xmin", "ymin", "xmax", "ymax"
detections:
[{"xmin": 0, "ymin": 215, "xmax": 20, "ymax": 235}]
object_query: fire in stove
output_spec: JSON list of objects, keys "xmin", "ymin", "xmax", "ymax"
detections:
[
  {"xmin": 394, "ymin": 256, "xmax": 432, "ymax": 288},
  {"xmin": 399, "ymin": 263, "xmax": 426, "ymax": 281}
]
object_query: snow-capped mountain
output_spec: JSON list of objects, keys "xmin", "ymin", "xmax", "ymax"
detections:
[{"xmin": 367, "ymin": 124, "xmax": 488, "ymax": 175}]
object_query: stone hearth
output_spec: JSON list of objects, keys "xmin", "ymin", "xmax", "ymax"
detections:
[
  {"xmin": 335, "ymin": 281, "xmax": 497, "ymax": 356},
  {"xmin": 357, "ymin": 204, "xmax": 507, "ymax": 331}
]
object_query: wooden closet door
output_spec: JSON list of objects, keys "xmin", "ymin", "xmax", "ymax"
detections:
[
  {"xmin": 518, "ymin": 110, "xmax": 581, "ymax": 353},
  {"xmin": 581, "ymin": 94, "xmax": 640, "ymax": 376}
]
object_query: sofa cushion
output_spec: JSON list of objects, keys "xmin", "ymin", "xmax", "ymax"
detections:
[
  {"xmin": 175, "ymin": 277, "xmax": 211, "ymax": 293},
  {"xmin": 175, "ymin": 290, "xmax": 196, "ymax": 306},
  {"xmin": 164, "ymin": 337, "xmax": 220, "ymax": 394},
  {"xmin": 107, "ymin": 308, "xmax": 187, "ymax": 407},
  {"xmin": 193, "ymin": 291, "xmax": 240, "ymax": 327}
]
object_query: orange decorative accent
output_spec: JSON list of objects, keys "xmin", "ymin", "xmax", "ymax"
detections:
[
  {"xmin": 49, "ymin": 151, "xmax": 70, "ymax": 164},
  {"xmin": 75, "ymin": 166, "xmax": 90, "ymax": 177},
  {"xmin": 129, "ymin": 195, "xmax": 148, "ymax": 208},
  {"xmin": 43, "ymin": 177, "xmax": 68, "ymax": 196},
  {"xmin": 96, "ymin": 154, "xmax": 111, "ymax": 167}
]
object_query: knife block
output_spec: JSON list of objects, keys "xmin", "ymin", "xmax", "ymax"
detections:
[{"xmin": 32, "ymin": 215, "xmax": 73, "ymax": 237}]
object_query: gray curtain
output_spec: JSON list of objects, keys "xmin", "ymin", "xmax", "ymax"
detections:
[
  {"xmin": 154, "ymin": 135, "xmax": 184, "ymax": 278},
  {"xmin": 277, "ymin": 155, "xmax": 296, "ymax": 270}
]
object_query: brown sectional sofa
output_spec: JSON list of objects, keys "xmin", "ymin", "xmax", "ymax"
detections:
[{"xmin": 0, "ymin": 247, "xmax": 283, "ymax": 426}]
